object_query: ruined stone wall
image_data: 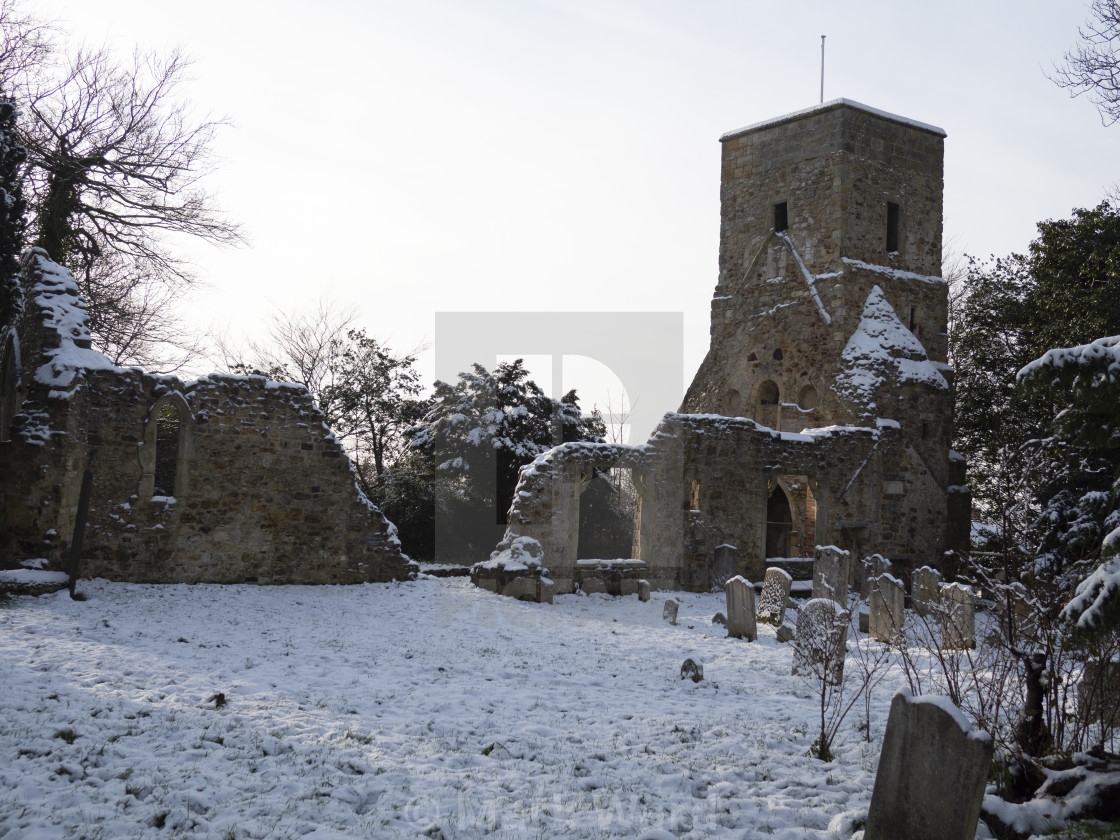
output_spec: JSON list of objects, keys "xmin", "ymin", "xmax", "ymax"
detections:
[
  {"xmin": 496, "ymin": 413, "xmax": 951, "ymax": 592},
  {"xmin": 1, "ymin": 253, "xmax": 414, "ymax": 584},
  {"xmin": 502, "ymin": 441, "xmax": 651, "ymax": 592}
]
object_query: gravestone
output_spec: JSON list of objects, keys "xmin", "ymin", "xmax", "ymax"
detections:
[
  {"xmin": 638, "ymin": 579, "xmax": 650, "ymax": 602},
  {"xmin": 812, "ymin": 545, "xmax": 850, "ymax": 606},
  {"xmin": 864, "ymin": 691, "xmax": 993, "ymax": 840},
  {"xmin": 940, "ymin": 583, "xmax": 977, "ymax": 649},
  {"xmin": 663, "ymin": 598, "xmax": 679, "ymax": 626},
  {"xmin": 725, "ymin": 575, "xmax": 757, "ymax": 641},
  {"xmin": 860, "ymin": 554, "xmax": 892, "ymax": 600},
  {"xmin": 680, "ymin": 658, "xmax": 704, "ymax": 682},
  {"xmin": 710, "ymin": 544, "xmax": 737, "ymax": 590},
  {"xmin": 869, "ymin": 573, "xmax": 905, "ymax": 643},
  {"xmin": 792, "ymin": 597, "xmax": 850, "ymax": 684},
  {"xmin": 756, "ymin": 567, "xmax": 793, "ymax": 627},
  {"xmin": 712, "ymin": 612, "xmax": 727, "ymax": 626},
  {"xmin": 911, "ymin": 566, "xmax": 942, "ymax": 617}
]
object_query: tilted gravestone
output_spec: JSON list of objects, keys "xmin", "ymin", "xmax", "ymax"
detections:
[
  {"xmin": 710, "ymin": 544, "xmax": 737, "ymax": 591},
  {"xmin": 812, "ymin": 545, "xmax": 851, "ymax": 606},
  {"xmin": 663, "ymin": 598, "xmax": 679, "ymax": 626},
  {"xmin": 756, "ymin": 567, "xmax": 793, "ymax": 627},
  {"xmin": 864, "ymin": 690, "xmax": 993, "ymax": 840},
  {"xmin": 940, "ymin": 582, "xmax": 977, "ymax": 649},
  {"xmin": 725, "ymin": 575, "xmax": 757, "ymax": 641},
  {"xmin": 792, "ymin": 597, "xmax": 849, "ymax": 684},
  {"xmin": 911, "ymin": 566, "xmax": 942, "ymax": 617},
  {"xmin": 869, "ymin": 573, "xmax": 905, "ymax": 644},
  {"xmin": 859, "ymin": 554, "xmax": 892, "ymax": 601}
]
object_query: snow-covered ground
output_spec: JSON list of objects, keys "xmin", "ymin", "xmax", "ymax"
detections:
[{"xmin": 0, "ymin": 577, "xmax": 939, "ymax": 839}]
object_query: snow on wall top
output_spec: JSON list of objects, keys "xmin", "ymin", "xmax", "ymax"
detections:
[
  {"xmin": 833, "ymin": 285, "xmax": 948, "ymax": 411},
  {"xmin": 720, "ymin": 98, "xmax": 946, "ymax": 142},
  {"xmin": 27, "ymin": 250, "xmax": 121, "ymax": 390}
]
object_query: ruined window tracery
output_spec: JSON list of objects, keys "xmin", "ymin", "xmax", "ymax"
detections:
[{"xmin": 139, "ymin": 392, "xmax": 194, "ymax": 500}]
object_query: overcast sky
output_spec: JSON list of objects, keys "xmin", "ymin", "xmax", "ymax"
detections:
[{"xmin": 35, "ymin": 0, "xmax": 1120, "ymax": 433}]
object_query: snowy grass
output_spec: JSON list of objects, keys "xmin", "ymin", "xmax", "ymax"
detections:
[{"xmin": 1, "ymin": 577, "xmax": 919, "ymax": 839}]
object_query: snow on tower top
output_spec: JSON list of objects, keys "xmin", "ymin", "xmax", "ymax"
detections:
[{"xmin": 720, "ymin": 98, "xmax": 947, "ymax": 142}]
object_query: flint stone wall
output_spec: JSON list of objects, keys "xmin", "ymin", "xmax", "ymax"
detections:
[{"xmin": 0, "ymin": 253, "xmax": 414, "ymax": 585}]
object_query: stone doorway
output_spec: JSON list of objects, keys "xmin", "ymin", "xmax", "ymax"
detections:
[
  {"xmin": 577, "ymin": 467, "xmax": 636, "ymax": 560},
  {"xmin": 766, "ymin": 484, "xmax": 793, "ymax": 558},
  {"xmin": 766, "ymin": 475, "xmax": 816, "ymax": 558}
]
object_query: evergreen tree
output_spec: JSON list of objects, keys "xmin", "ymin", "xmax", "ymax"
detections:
[{"xmin": 408, "ymin": 360, "xmax": 605, "ymax": 562}]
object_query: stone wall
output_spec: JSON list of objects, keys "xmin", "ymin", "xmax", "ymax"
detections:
[
  {"xmin": 0, "ymin": 251, "xmax": 414, "ymax": 585},
  {"xmin": 496, "ymin": 411, "xmax": 950, "ymax": 592}
]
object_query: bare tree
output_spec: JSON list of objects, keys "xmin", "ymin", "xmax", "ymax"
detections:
[
  {"xmin": 0, "ymin": 0, "xmax": 53, "ymax": 96},
  {"xmin": 0, "ymin": 0, "xmax": 246, "ymax": 369},
  {"xmin": 1052, "ymin": 0, "xmax": 1120, "ymax": 125},
  {"xmin": 23, "ymin": 46, "xmax": 242, "ymax": 273}
]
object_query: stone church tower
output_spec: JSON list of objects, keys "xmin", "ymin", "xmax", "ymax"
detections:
[
  {"xmin": 682, "ymin": 99, "xmax": 966, "ymax": 564},
  {"xmin": 481, "ymin": 99, "xmax": 971, "ymax": 599}
]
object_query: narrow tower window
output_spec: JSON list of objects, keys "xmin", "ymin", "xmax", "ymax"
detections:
[
  {"xmin": 886, "ymin": 201, "xmax": 900, "ymax": 252},
  {"xmin": 773, "ymin": 202, "xmax": 788, "ymax": 233}
]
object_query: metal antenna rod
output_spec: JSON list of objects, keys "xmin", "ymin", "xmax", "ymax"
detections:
[{"xmin": 820, "ymin": 35, "xmax": 826, "ymax": 103}]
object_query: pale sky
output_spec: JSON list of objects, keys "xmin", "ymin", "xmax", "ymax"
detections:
[{"xmin": 34, "ymin": 0, "xmax": 1120, "ymax": 435}]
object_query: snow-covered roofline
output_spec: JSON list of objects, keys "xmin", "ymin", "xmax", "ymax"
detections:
[{"xmin": 720, "ymin": 98, "xmax": 947, "ymax": 142}]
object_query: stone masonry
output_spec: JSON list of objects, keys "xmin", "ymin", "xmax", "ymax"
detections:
[
  {"xmin": 0, "ymin": 250, "xmax": 415, "ymax": 584},
  {"xmin": 484, "ymin": 100, "xmax": 970, "ymax": 598}
]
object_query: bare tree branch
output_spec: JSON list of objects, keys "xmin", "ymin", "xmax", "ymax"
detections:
[{"xmin": 1052, "ymin": 0, "xmax": 1120, "ymax": 125}]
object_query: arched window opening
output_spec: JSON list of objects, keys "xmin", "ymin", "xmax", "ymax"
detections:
[
  {"xmin": 153, "ymin": 402, "xmax": 181, "ymax": 497},
  {"xmin": 797, "ymin": 385, "xmax": 818, "ymax": 411},
  {"xmin": 758, "ymin": 380, "xmax": 779, "ymax": 405},
  {"xmin": 140, "ymin": 392, "xmax": 193, "ymax": 501}
]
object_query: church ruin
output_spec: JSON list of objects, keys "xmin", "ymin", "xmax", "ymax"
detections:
[
  {"xmin": 481, "ymin": 99, "xmax": 971, "ymax": 596},
  {"xmin": 0, "ymin": 250, "xmax": 414, "ymax": 585}
]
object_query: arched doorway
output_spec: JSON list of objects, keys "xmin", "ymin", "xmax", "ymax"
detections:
[{"xmin": 766, "ymin": 485, "xmax": 793, "ymax": 558}]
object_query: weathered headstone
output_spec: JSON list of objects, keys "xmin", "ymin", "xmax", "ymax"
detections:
[
  {"xmin": 792, "ymin": 597, "xmax": 850, "ymax": 684},
  {"xmin": 812, "ymin": 545, "xmax": 851, "ymax": 606},
  {"xmin": 756, "ymin": 567, "xmax": 793, "ymax": 627},
  {"xmin": 940, "ymin": 582, "xmax": 977, "ymax": 649},
  {"xmin": 710, "ymin": 544, "xmax": 737, "ymax": 590},
  {"xmin": 725, "ymin": 575, "xmax": 757, "ymax": 641},
  {"xmin": 869, "ymin": 573, "xmax": 905, "ymax": 644},
  {"xmin": 776, "ymin": 621, "xmax": 796, "ymax": 644},
  {"xmin": 638, "ymin": 579, "xmax": 651, "ymax": 602},
  {"xmin": 911, "ymin": 566, "xmax": 942, "ymax": 617},
  {"xmin": 663, "ymin": 598, "xmax": 679, "ymax": 626},
  {"xmin": 864, "ymin": 691, "xmax": 993, "ymax": 840},
  {"xmin": 680, "ymin": 658, "xmax": 703, "ymax": 682},
  {"xmin": 859, "ymin": 554, "xmax": 892, "ymax": 601}
]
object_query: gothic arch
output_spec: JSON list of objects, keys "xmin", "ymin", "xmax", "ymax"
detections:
[{"xmin": 138, "ymin": 391, "xmax": 195, "ymax": 500}]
